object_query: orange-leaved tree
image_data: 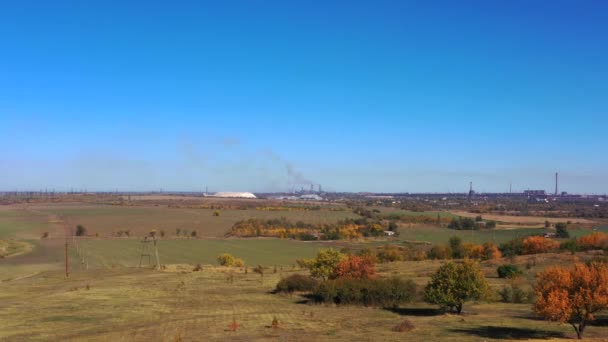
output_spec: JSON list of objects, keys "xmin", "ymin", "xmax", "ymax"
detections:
[
  {"xmin": 523, "ymin": 236, "xmax": 559, "ymax": 254},
  {"xmin": 534, "ymin": 262, "xmax": 608, "ymax": 339},
  {"xmin": 578, "ymin": 232, "xmax": 608, "ymax": 250},
  {"xmin": 332, "ymin": 255, "xmax": 376, "ymax": 280}
]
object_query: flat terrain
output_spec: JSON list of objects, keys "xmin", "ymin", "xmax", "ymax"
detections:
[
  {"xmin": 450, "ymin": 210, "xmax": 598, "ymax": 225},
  {"xmin": 1, "ymin": 203, "xmax": 357, "ymax": 239}
]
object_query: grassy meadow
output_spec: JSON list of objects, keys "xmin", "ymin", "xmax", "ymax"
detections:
[
  {"xmin": 2, "ymin": 258, "xmax": 608, "ymax": 341},
  {"xmin": 30, "ymin": 203, "xmax": 358, "ymax": 238},
  {"xmin": 2, "ymin": 202, "xmax": 608, "ymax": 341}
]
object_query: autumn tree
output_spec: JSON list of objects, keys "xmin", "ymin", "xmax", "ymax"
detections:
[
  {"xmin": 424, "ymin": 259, "xmax": 489, "ymax": 314},
  {"xmin": 482, "ymin": 242, "xmax": 502, "ymax": 260},
  {"xmin": 534, "ymin": 262, "xmax": 608, "ymax": 339},
  {"xmin": 522, "ymin": 236, "xmax": 559, "ymax": 254},
  {"xmin": 332, "ymin": 255, "xmax": 376, "ymax": 280},
  {"xmin": 578, "ymin": 232, "xmax": 608, "ymax": 250}
]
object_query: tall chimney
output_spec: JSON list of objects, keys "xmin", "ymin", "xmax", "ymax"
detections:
[{"xmin": 555, "ymin": 172, "xmax": 558, "ymax": 196}]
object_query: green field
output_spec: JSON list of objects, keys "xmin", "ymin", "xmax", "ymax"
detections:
[
  {"xmin": 31, "ymin": 203, "xmax": 357, "ymax": 238},
  {"xmin": 75, "ymin": 238, "xmax": 324, "ymax": 269}
]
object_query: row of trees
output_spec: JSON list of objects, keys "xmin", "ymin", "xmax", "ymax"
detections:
[{"xmin": 227, "ymin": 218, "xmax": 390, "ymax": 240}]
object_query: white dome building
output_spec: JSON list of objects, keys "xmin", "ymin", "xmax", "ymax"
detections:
[{"xmin": 211, "ymin": 192, "xmax": 257, "ymax": 199}]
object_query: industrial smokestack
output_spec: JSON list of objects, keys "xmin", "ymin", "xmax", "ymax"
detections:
[{"xmin": 555, "ymin": 172, "xmax": 558, "ymax": 196}]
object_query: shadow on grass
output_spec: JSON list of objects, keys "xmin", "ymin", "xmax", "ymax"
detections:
[
  {"xmin": 589, "ymin": 317, "xmax": 608, "ymax": 327},
  {"xmin": 449, "ymin": 326, "xmax": 566, "ymax": 340},
  {"xmin": 385, "ymin": 307, "xmax": 442, "ymax": 316}
]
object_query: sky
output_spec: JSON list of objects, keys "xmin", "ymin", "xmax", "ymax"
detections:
[{"xmin": 1, "ymin": 0, "xmax": 607, "ymax": 193}]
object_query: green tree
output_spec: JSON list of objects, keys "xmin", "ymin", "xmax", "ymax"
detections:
[
  {"xmin": 449, "ymin": 236, "xmax": 463, "ymax": 259},
  {"xmin": 75, "ymin": 225, "xmax": 87, "ymax": 236},
  {"xmin": 298, "ymin": 249, "xmax": 345, "ymax": 280},
  {"xmin": 424, "ymin": 259, "xmax": 489, "ymax": 314},
  {"xmin": 555, "ymin": 222, "xmax": 569, "ymax": 238}
]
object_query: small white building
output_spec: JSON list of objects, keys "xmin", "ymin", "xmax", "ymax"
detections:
[{"xmin": 384, "ymin": 230, "xmax": 395, "ymax": 236}]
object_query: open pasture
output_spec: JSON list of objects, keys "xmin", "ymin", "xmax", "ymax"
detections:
[
  {"xmin": 14, "ymin": 203, "xmax": 358, "ymax": 238},
  {"xmin": 2, "ymin": 257, "xmax": 607, "ymax": 341}
]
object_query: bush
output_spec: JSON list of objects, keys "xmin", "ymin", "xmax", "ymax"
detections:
[
  {"xmin": 312, "ymin": 277, "xmax": 416, "ymax": 308},
  {"xmin": 522, "ymin": 236, "xmax": 559, "ymax": 254},
  {"xmin": 275, "ymin": 274, "xmax": 318, "ymax": 294},
  {"xmin": 376, "ymin": 245, "xmax": 403, "ymax": 263},
  {"xmin": 427, "ymin": 245, "xmax": 452, "ymax": 260},
  {"xmin": 560, "ymin": 239, "xmax": 579, "ymax": 254},
  {"xmin": 499, "ymin": 237, "xmax": 525, "ymax": 257},
  {"xmin": 578, "ymin": 232, "xmax": 608, "ymax": 250},
  {"xmin": 497, "ymin": 264, "xmax": 523, "ymax": 279},
  {"xmin": 555, "ymin": 222, "xmax": 569, "ymax": 238},
  {"xmin": 497, "ymin": 285, "xmax": 531, "ymax": 304},
  {"xmin": 217, "ymin": 253, "xmax": 245, "ymax": 267},
  {"xmin": 75, "ymin": 225, "xmax": 87, "ymax": 236},
  {"xmin": 448, "ymin": 217, "xmax": 476, "ymax": 230},
  {"xmin": 392, "ymin": 319, "xmax": 415, "ymax": 332}
]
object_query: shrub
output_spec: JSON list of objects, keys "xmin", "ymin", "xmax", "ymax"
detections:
[
  {"xmin": 217, "ymin": 253, "xmax": 244, "ymax": 267},
  {"xmin": 41, "ymin": 232, "xmax": 49, "ymax": 239},
  {"xmin": 555, "ymin": 222, "xmax": 569, "ymax": 238},
  {"xmin": 522, "ymin": 236, "xmax": 559, "ymax": 254},
  {"xmin": 448, "ymin": 217, "xmax": 476, "ymax": 230},
  {"xmin": 497, "ymin": 264, "xmax": 523, "ymax": 279},
  {"xmin": 75, "ymin": 225, "xmax": 87, "ymax": 236},
  {"xmin": 392, "ymin": 319, "xmax": 415, "ymax": 332},
  {"xmin": 499, "ymin": 237, "xmax": 525, "ymax": 257},
  {"xmin": 376, "ymin": 245, "xmax": 403, "ymax": 263},
  {"xmin": 312, "ymin": 277, "xmax": 416, "ymax": 308},
  {"xmin": 449, "ymin": 236, "xmax": 463, "ymax": 258},
  {"xmin": 578, "ymin": 232, "xmax": 608, "ymax": 250},
  {"xmin": 482, "ymin": 242, "xmax": 502, "ymax": 260},
  {"xmin": 213, "ymin": 211, "xmax": 220, "ymax": 216},
  {"xmin": 497, "ymin": 285, "xmax": 531, "ymax": 304},
  {"xmin": 427, "ymin": 245, "xmax": 452, "ymax": 260},
  {"xmin": 560, "ymin": 239, "xmax": 579, "ymax": 254},
  {"xmin": 275, "ymin": 274, "xmax": 318, "ymax": 294}
]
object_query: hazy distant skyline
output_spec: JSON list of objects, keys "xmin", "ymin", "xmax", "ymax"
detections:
[{"xmin": 1, "ymin": 1, "xmax": 607, "ymax": 193}]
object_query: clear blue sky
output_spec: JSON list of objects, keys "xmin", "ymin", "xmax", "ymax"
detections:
[{"xmin": 1, "ymin": 1, "xmax": 607, "ymax": 193}]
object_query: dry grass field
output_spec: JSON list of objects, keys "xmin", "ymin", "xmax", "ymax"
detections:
[
  {"xmin": 450, "ymin": 210, "xmax": 599, "ymax": 225},
  {"xmin": 0, "ymin": 203, "xmax": 357, "ymax": 240},
  {"xmin": 2, "ymin": 258, "xmax": 608, "ymax": 341},
  {"xmin": 2, "ymin": 202, "xmax": 608, "ymax": 341}
]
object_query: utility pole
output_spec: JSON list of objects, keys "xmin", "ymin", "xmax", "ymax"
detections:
[
  {"xmin": 65, "ymin": 235, "xmax": 69, "ymax": 278},
  {"xmin": 154, "ymin": 237, "xmax": 161, "ymax": 270}
]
